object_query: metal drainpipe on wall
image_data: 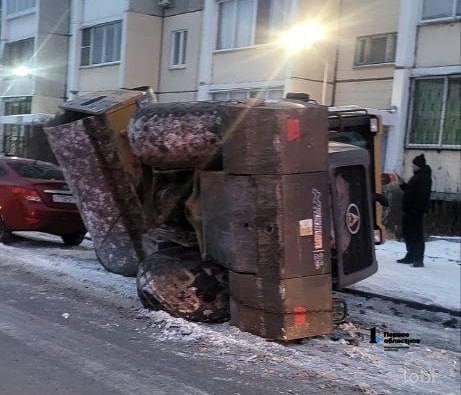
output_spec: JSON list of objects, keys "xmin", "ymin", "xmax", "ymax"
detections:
[
  {"xmin": 330, "ymin": 0, "xmax": 343, "ymax": 107},
  {"xmin": 156, "ymin": 7, "xmax": 165, "ymax": 101},
  {"xmin": 66, "ymin": 0, "xmax": 83, "ymax": 99},
  {"xmin": 197, "ymin": 0, "xmax": 217, "ymax": 101},
  {"xmin": 385, "ymin": 0, "xmax": 419, "ymax": 174}
]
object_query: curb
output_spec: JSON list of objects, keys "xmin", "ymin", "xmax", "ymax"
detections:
[{"xmin": 340, "ymin": 288, "xmax": 461, "ymax": 317}]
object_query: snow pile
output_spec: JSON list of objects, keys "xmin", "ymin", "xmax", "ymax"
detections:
[
  {"xmin": 351, "ymin": 239, "xmax": 461, "ymax": 311},
  {"xmin": 142, "ymin": 309, "xmax": 280, "ymax": 351},
  {"xmin": 144, "ymin": 310, "xmax": 213, "ymax": 342}
]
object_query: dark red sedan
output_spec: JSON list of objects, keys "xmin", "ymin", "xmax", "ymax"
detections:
[{"xmin": 0, "ymin": 157, "xmax": 86, "ymax": 245}]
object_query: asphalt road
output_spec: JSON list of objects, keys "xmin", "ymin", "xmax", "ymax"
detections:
[{"xmin": 0, "ymin": 264, "xmax": 360, "ymax": 395}]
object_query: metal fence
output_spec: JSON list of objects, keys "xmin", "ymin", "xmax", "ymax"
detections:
[
  {"xmin": 0, "ymin": 114, "xmax": 56, "ymax": 163},
  {"xmin": 2, "ymin": 124, "xmax": 26, "ymax": 156}
]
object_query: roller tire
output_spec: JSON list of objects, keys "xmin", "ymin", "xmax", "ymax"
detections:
[{"xmin": 137, "ymin": 246, "xmax": 229, "ymax": 323}]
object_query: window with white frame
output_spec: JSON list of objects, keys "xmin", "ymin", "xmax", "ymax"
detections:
[
  {"xmin": 80, "ymin": 21, "xmax": 122, "ymax": 66},
  {"xmin": 170, "ymin": 30, "xmax": 188, "ymax": 67},
  {"xmin": 216, "ymin": 0, "xmax": 292, "ymax": 50},
  {"xmin": 408, "ymin": 76, "xmax": 461, "ymax": 147},
  {"xmin": 354, "ymin": 33, "xmax": 397, "ymax": 66},
  {"xmin": 211, "ymin": 88, "xmax": 284, "ymax": 101},
  {"xmin": 421, "ymin": 0, "xmax": 461, "ymax": 21},
  {"xmin": 6, "ymin": 0, "xmax": 36, "ymax": 16}
]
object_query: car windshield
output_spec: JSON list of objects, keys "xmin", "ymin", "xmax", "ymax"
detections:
[{"xmin": 7, "ymin": 161, "xmax": 65, "ymax": 181}]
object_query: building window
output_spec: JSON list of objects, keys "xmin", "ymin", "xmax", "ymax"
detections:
[
  {"xmin": 211, "ymin": 88, "xmax": 284, "ymax": 101},
  {"xmin": 422, "ymin": 0, "xmax": 461, "ymax": 21},
  {"xmin": 6, "ymin": 0, "xmax": 36, "ymax": 16},
  {"xmin": 4, "ymin": 97, "xmax": 32, "ymax": 115},
  {"xmin": 216, "ymin": 0, "xmax": 292, "ymax": 50},
  {"xmin": 2, "ymin": 38, "xmax": 34, "ymax": 67},
  {"xmin": 80, "ymin": 21, "xmax": 122, "ymax": 66},
  {"xmin": 354, "ymin": 33, "xmax": 397, "ymax": 66},
  {"xmin": 2, "ymin": 97, "xmax": 32, "ymax": 157},
  {"xmin": 255, "ymin": 0, "xmax": 292, "ymax": 44},
  {"xmin": 170, "ymin": 30, "xmax": 188, "ymax": 68},
  {"xmin": 408, "ymin": 76, "xmax": 461, "ymax": 147}
]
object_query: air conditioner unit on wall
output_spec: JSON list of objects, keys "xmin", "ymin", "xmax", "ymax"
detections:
[{"xmin": 158, "ymin": 0, "xmax": 173, "ymax": 8}]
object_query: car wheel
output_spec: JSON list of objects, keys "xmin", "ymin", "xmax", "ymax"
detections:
[
  {"xmin": 0, "ymin": 218, "xmax": 12, "ymax": 244},
  {"xmin": 61, "ymin": 232, "xmax": 86, "ymax": 246}
]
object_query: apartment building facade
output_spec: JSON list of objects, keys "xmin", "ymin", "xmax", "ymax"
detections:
[
  {"xmin": 66, "ymin": 0, "xmax": 204, "ymax": 102},
  {"xmin": 0, "ymin": 0, "xmax": 70, "ymax": 153},
  {"xmin": 67, "ymin": 0, "xmax": 161, "ymax": 98},
  {"xmin": 0, "ymin": 0, "xmax": 459, "ymax": 203},
  {"xmin": 389, "ymin": 0, "xmax": 460, "ymax": 202}
]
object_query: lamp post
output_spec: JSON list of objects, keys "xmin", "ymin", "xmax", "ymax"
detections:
[
  {"xmin": 321, "ymin": 60, "xmax": 329, "ymax": 106},
  {"xmin": 0, "ymin": 65, "xmax": 34, "ymax": 79},
  {"xmin": 12, "ymin": 66, "xmax": 33, "ymax": 77}
]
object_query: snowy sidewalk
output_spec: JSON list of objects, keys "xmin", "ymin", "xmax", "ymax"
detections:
[{"xmin": 351, "ymin": 239, "xmax": 461, "ymax": 312}]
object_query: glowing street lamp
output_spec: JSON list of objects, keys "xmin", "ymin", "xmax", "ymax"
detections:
[
  {"xmin": 12, "ymin": 65, "xmax": 33, "ymax": 77},
  {"xmin": 277, "ymin": 21, "xmax": 327, "ymax": 54},
  {"xmin": 276, "ymin": 21, "xmax": 329, "ymax": 105}
]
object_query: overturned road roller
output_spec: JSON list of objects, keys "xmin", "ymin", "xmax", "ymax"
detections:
[{"xmin": 45, "ymin": 90, "xmax": 379, "ymax": 341}]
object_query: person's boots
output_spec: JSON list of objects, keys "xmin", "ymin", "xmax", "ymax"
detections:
[
  {"xmin": 412, "ymin": 261, "xmax": 424, "ymax": 268},
  {"xmin": 397, "ymin": 256, "xmax": 412, "ymax": 264}
]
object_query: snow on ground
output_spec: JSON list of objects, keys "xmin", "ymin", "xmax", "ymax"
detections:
[
  {"xmin": 135, "ymin": 306, "xmax": 460, "ymax": 395},
  {"xmin": 0, "ymin": 232, "xmax": 460, "ymax": 394},
  {"xmin": 351, "ymin": 239, "xmax": 461, "ymax": 311},
  {"xmin": 0, "ymin": 232, "xmax": 137, "ymax": 301}
]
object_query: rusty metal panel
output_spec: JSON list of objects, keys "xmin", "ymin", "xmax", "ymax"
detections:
[
  {"xmin": 226, "ymin": 175, "xmax": 259, "ymax": 273},
  {"xmin": 230, "ymin": 299, "xmax": 332, "ymax": 341},
  {"xmin": 200, "ymin": 171, "xmax": 233, "ymax": 269},
  {"xmin": 45, "ymin": 116, "xmax": 144, "ymax": 276},
  {"xmin": 225, "ymin": 172, "xmax": 330, "ymax": 279},
  {"xmin": 201, "ymin": 172, "xmax": 258, "ymax": 273},
  {"xmin": 126, "ymin": 101, "xmax": 328, "ymax": 173},
  {"xmin": 223, "ymin": 103, "xmax": 328, "ymax": 175},
  {"xmin": 229, "ymin": 272, "xmax": 332, "ymax": 313}
]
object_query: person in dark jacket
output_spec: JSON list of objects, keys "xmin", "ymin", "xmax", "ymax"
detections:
[{"xmin": 397, "ymin": 154, "xmax": 432, "ymax": 267}]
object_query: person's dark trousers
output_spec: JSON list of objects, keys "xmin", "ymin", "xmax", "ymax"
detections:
[{"xmin": 402, "ymin": 211, "xmax": 425, "ymax": 262}]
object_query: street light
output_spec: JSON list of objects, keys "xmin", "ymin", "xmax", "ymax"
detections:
[
  {"xmin": 12, "ymin": 65, "xmax": 33, "ymax": 77},
  {"xmin": 277, "ymin": 21, "xmax": 329, "ymax": 105},
  {"xmin": 277, "ymin": 21, "xmax": 327, "ymax": 54}
]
